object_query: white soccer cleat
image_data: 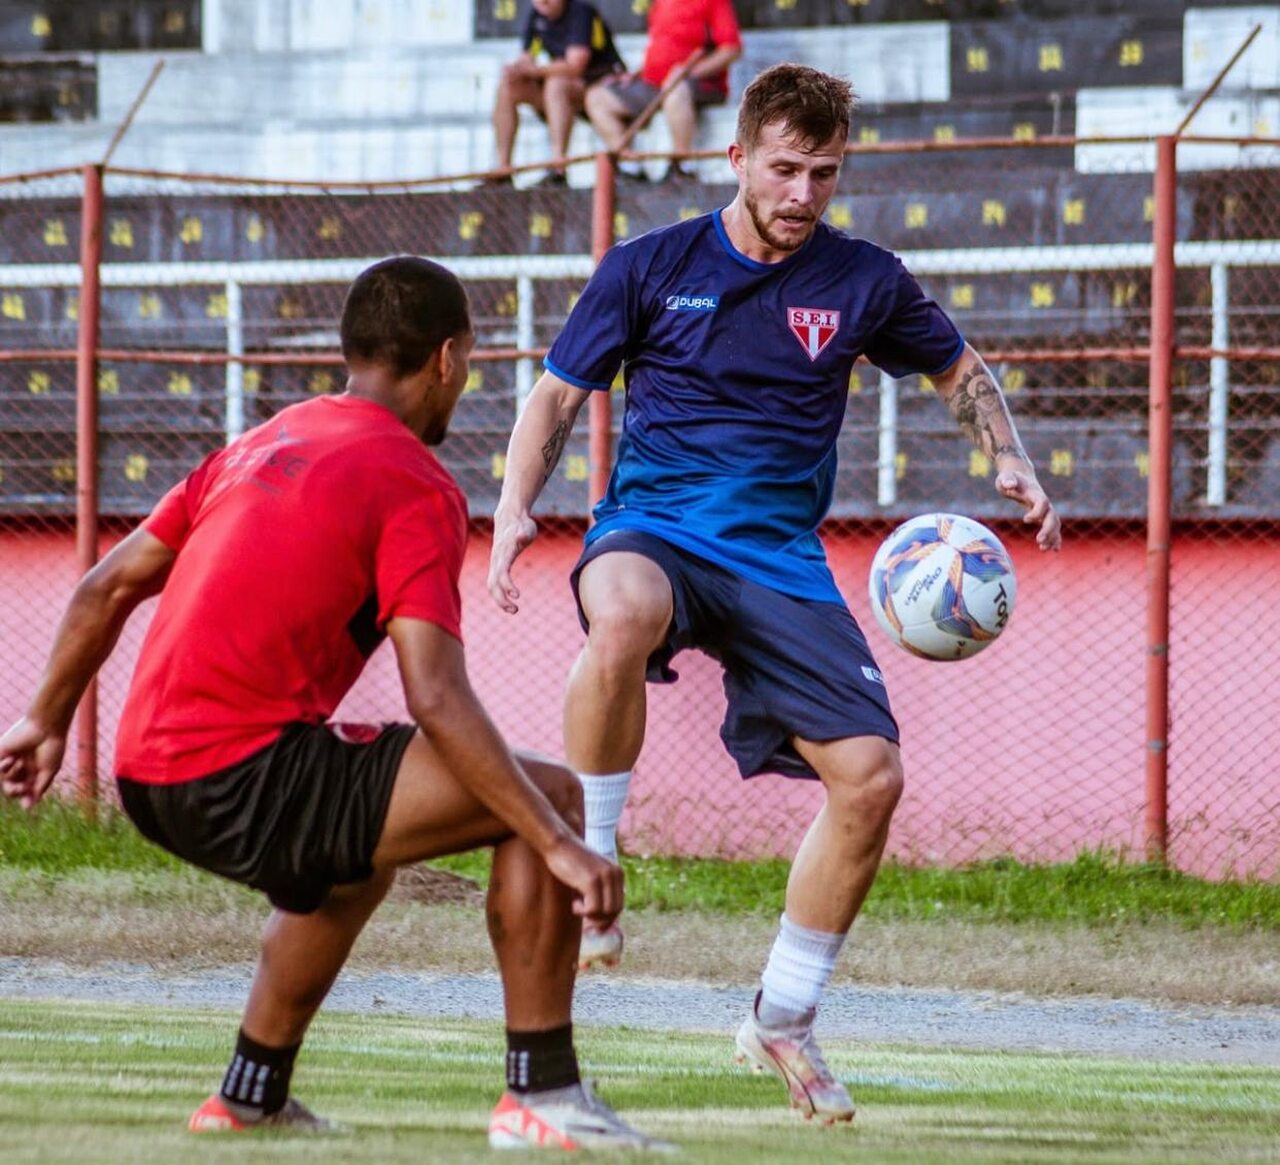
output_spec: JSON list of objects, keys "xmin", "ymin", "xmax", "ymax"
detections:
[
  {"xmin": 578, "ymin": 921, "xmax": 624, "ymax": 971},
  {"xmin": 734, "ymin": 996, "xmax": 855, "ymax": 1124},
  {"xmin": 488, "ymin": 1081, "xmax": 677, "ymax": 1152}
]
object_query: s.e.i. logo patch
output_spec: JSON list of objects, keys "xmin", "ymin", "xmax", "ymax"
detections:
[{"xmin": 787, "ymin": 306, "xmax": 840, "ymax": 360}]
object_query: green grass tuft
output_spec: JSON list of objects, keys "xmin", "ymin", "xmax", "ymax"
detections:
[{"xmin": 3, "ymin": 796, "xmax": 1277, "ymax": 929}]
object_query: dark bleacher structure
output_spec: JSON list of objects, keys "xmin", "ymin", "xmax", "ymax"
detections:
[{"xmin": 0, "ymin": 0, "xmax": 1276, "ymax": 520}]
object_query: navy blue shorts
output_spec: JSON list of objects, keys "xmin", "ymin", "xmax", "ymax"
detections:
[{"xmin": 570, "ymin": 530, "xmax": 899, "ymax": 781}]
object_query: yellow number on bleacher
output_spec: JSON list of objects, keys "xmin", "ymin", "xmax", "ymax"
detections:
[
  {"xmin": 180, "ymin": 216, "xmax": 203, "ymax": 245},
  {"xmin": 494, "ymin": 0, "xmax": 516, "ymax": 19},
  {"xmin": 613, "ymin": 212, "xmax": 629, "ymax": 238},
  {"xmin": 164, "ymin": 10, "xmax": 187, "ymax": 33},
  {"xmin": 246, "ymin": 215, "xmax": 266, "ymax": 243},
  {"xmin": 827, "ymin": 202, "xmax": 852, "ymax": 228},
  {"xmin": 243, "ymin": 368, "xmax": 262, "ymax": 394},
  {"xmin": 491, "ymin": 453, "xmax": 508, "ymax": 479},
  {"xmin": 1003, "ymin": 367, "xmax": 1026, "ymax": 392},
  {"xmin": 2, "ymin": 293, "xmax": 26, "ymax": 321},
  {"xmin": 904, "ymin": 203, "xmax": 927, "ymax": 229},
  {"xmin": 529, "ymin": 212, "xmax": 553, "ymax": 239},
  {"xmin": 168, "ymin": 372, "xmax": 194, "ymax": 397},
  {"xmin": 138, "ymin": 294, "xmax": 162, "ymax": 319},
  {"xmin": 97, "ymin": 369, "xmax": 120, "ymax": 395},
  {"xmin": 950, "ymin": 284, "xmax": 975, "ymax": 309},
  {"xmin": 1112, "ymin": 281, "xmax": 1138, "ymax": 308},
  {"xmin": 277, "ymin": 296, "xmax": 304, "ymax": 319},
  {"xmin": 64, "ymin": 295, "xmax": 79, "ymax": 321},
  {"xmin": 110, "ymin": 219, "xmax": 135, "ymax": 248},
  {"xmin": 859, "ymin": 126, "xmax": 880, "ymax": 144},
  {"xmin": 895, "ymin": 452, "xmax": 907, "ymax": 480},
  {"xmin": 969, "ymin": 450, "xmax": 991, "ymax": 478},
  {"xmin": 1119, "ymin": 40, "xmax": 1144, "ymax": 67},
  {"xmin": 318, "ymin": 216, "xmax": 342, "ymax": 241},
  {"xmin": 918, "ymin": 375, "xmax": 935, "ymax": 394},
  {"xmin": 1050, "ymin": 449, "xmax": 1074, "ymax": 477},
  {"xmin": 631, "ymin": 0, "xmax": 650, "ymax": 14},
  {"xmin": 43, "ymin": 219, "xmax": 68, "ymax": 246},
  {"xmin": 982, "ymin": 200, "xmax": 1006, "ymax": 227},
  {"xmin": 496, "ymin": 290, "xmax": 517, "ymax": 317},
  {"xmin": 125, "ymin": 454, "xmax": 150, "ymax": 483},
  {"xmin": 1030, "ymin": 282, "xmax": 1055, "ymax": 308},
  {"xmin": 31, "ymin": 15, "xmax": 51, "ymax": 38},
  {"xmin": 1038, "ymin": 44, "xmax": 1063, "ymax": 72},
  {"xmin": 966, "ymin": 47, "xmax": 988, "ymax": 73},
  {"xmin": 459, "ymin": 212, "xmax": 484, "ymax": 241},
  {"xmin": 28, "ymin": 371, "xmax": 50, "ymax": 396},
  {"xmin": 775, "ymin": 0, "xmax": 798, "ymax": 10},
  {"xmin": 52, "ymin": 460, "xmax": 75, "ymax": 485},
  {"xmin": 1011, "ymin": 122, "xmax": 1036, "ymax": 141},
  {"xmin": 309, "ymin": 372, "xmax": 335, "ymax": 395},
  {"xmin": 1062, "ymin": 199, "xmax": 1085, "ymax": 226},
  {"xmin": 1134, "ymin": 451, "xmax": 1149, "ymax": 479},
  {"xmin": 206, "ymin": 293, "xmax": 228, "ymax": 319},
  {"xmin": 934, "ymin": 125, "xmax": 956, "ymax": 143},
  {"xmin": 1143, "ymin": 195, "xmax": 1155, "ymax": 223},
  {"xmin": 465, "ymin": 370, "xmax": 483, "ymax": 393},
  {"xmin": 564, "ymin": 455, "xmax": 588, "ymax": 482}
]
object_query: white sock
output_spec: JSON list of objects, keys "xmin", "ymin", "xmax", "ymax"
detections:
[
  {"xmin": 577, "ymin": 771, "xmax": 632, "ymax": 862},
  {"xmin": 759, "ymin": 913, "xmax": 846, "ymax": 1019}
]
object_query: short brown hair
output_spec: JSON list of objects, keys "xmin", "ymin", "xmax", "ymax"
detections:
[{"xmin": 736, "ymin": 63, "xmax": 855, "ymax": 153}]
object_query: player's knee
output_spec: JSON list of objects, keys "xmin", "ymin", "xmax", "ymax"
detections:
[
  {"xmin": 585, "ymin": 595, "xmax": 668, "ymax": 662},
  {"xmin": 521, "ymin": 753, "xmax": 584, "ymax": 835},
  {"xmin": 828, "ymin": 746, "xmax": 903, "ymax": 822}
]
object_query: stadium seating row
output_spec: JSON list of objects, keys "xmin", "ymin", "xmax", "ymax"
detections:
[
  {"xmin": 3, "ymin": 415, "xmax": 1275, "ymax": 520},
  {"xmin": 2, "ymin": 167, "xmax": 1273, "ymax": 269},
  {"xmin": 0, "ymin": 1, "xmax": 198, "ymax": 53},
  {"xmin": 0, "ymin": 55, "xmax": 95, "ymax": 124}
]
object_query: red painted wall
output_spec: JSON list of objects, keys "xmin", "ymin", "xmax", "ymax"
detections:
[{"xmin": 2, "ymin": 525, "xmax": 1275, "ymax": 878}]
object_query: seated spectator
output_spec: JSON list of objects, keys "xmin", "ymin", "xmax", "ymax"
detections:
[
  {"xmin": 491, "ymin": 0, "xmax": 626, "ymax": 187},
  {"xmin": 585, "ymin": 0, "xmax": 742, "ymax": 184}
]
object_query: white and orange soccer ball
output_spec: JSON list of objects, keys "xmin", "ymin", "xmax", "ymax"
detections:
[{"xmin": 867, "ymin": 512, "xmax": 1016, "ymax": 661}]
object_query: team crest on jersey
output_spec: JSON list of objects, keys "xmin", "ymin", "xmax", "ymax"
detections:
[{"xmin": 787, "ymin": 307, "xmax": 840, "ymax": 361}]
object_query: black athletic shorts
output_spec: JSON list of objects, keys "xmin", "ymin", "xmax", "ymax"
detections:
[
  {"xmin": 117, "ymin": 720, "xmax": 416, "ymax": 914},
  {"xmin": 571, "ymin": 529, "xmax": 899, "ymax": 782}
]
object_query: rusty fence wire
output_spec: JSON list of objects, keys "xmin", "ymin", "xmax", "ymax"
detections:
[{"xmin": 0, "ymin": 137, "xmax": 1276, "ymax": 879}]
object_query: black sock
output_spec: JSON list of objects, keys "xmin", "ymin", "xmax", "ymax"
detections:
[
  {"xmin": 505, "ymin": 1024, "xmax": 580, "ymax": 1094},
  {"xmin": 220, "ymin": 1029, "xmax": 301, "ymax": 1116}
]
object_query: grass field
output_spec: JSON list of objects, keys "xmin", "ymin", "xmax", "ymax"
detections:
[{"xmin": 1, "ymin": 999, "xmax": 1278, "ymax": 1164}]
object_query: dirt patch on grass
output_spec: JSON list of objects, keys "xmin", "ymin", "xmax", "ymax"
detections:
[{"xmin": 1, "ymin": 869, "xmax": 1275, "ymax": 1006}]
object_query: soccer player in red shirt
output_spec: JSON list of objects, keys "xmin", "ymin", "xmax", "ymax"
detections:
[
  {"xmin": 586, "ymin": 0, "xmax": 742, "ymax": 183},
  {"xmin": 0, "ymin": 256, "xmax": 670, "ymax": 1152}
]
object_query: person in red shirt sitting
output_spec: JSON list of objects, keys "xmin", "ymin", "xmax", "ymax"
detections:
[
  {"xmin": 0, "ymin": 256, "xmax": 671, "ymax": 1153},
  {"xmin": 586, "ymin": 0, "xmax": 742, "ymax": 183}
]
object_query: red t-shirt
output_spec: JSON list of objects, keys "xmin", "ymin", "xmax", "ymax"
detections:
[
  {"xmin": 641, "ymin": 0, "xmax": 742, "ymax": 96},
  {"xmin": 115, "ymin": 394, "xmax": 467, "ymax": 784}
]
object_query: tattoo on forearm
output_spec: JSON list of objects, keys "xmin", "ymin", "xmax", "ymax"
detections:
[
  {"xmin": 946, "ymin": 367, "xmax": 1029, "ymax": 463},
  {"xmin": 539, "ymin": 420, "xmax": 570, "ymax": 483}
]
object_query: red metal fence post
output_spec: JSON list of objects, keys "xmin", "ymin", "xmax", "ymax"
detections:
[
  {"xmin": 587, "ymin": 151, "xmax": 616, "ymax": 510},
  {"xmin": 1145, "ymin": 135, "xmax": 1177, "ymax": 865},
  {"xmin": 74, "ymin": 162, "xmax": 105, "ymax": 812}
]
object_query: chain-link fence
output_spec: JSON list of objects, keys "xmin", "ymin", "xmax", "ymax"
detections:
[{"xmin": 0, "ymin": 137, "xmax": 1276, "ymax": 878}]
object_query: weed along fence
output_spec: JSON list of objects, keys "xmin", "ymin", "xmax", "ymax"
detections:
[{"xmin": 0, "ymin": 135, "xmax": 1277, "ymax": 878}]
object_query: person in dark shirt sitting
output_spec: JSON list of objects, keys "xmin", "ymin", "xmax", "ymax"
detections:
[{"xmin": 491, "ymin": 0, "xmax": 625, "ymax": 187}]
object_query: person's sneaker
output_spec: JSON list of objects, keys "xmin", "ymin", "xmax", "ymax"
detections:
[
  {"xmin": 733, "ymin": 995, "xmax": 855, "ymax": 1123},
  {"xmin": 488, "ymin": 1081, "xmax": 676, "ymax": 1152},
  {"xmin": 188, "ymin": 1093, "xmax": 345, "ymax": 1134},
  {"xmin": 660, "ymin": 163, "xmax": 698, "ymax": 185},
  {"xmin": 578, "ymin": 920, "xmax": 624, "ymax": 970}
]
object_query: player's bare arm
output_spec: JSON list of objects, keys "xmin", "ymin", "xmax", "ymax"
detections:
[
  {"xmin": 488, "ymin": 372, "xmax": 591, "ymax": 613},
  {"xmin": 933, "ymin": 345, "xmax": 1062, "ymax": 551},
  {"xmin": 0, "ymin": 527, "xmax": 176, "ymax": 807},
  {"xmin": 387, "ymin": 616, "xmax": 622, "ymax": 922}
]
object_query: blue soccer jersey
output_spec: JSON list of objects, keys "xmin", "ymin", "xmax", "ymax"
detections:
[{"xmin": 544, "ymin": 210, "xmax": 965, "ymax": 602}]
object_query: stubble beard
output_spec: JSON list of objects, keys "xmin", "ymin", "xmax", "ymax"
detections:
[{"xmin": 745, "ymin": 186, "xmax": 812, "ymax": 254}]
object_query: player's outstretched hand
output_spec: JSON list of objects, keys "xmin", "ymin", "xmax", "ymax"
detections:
[
  {"xmin": 488, "ymin": 511, "xmax": 540, "ymax": 614},
  {"xmin": 996, "ymin": 470, "xmax": 1062, "ymax": 551},
  {"xmin": 0, "ymin": 717, "xmax": 66, "ymax": 810},
  {"xmin": 542, "ymin": 836, "xmax": 624, "ymax": 929}
]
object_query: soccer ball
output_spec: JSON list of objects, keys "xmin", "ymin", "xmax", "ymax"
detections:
[{"xmin": 867, "ymin": 512, "xmax": 1016, "ymax": 661}]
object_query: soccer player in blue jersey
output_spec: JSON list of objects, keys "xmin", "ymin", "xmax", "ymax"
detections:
[{"xmin": 488, "ymin": 63, "xmax": 1062, "ymax": 1123}]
